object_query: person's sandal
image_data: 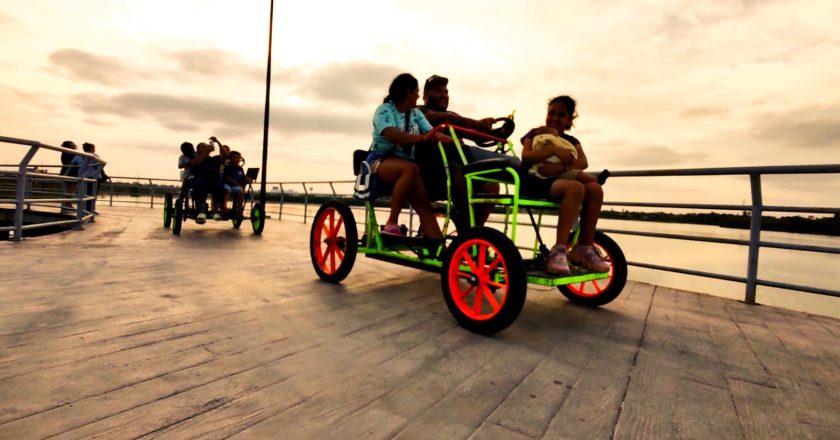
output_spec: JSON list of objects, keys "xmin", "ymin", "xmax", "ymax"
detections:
[
  {"xmin": 382, "ymin": 223, "xmax": 404, "ymax": 236},
  {"xmin": 196, "ymin": 212, "xmax": 207, "ymax": 224}
]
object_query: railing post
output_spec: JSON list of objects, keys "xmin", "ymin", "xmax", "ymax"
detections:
[
  {"xmin": 75, "ymin": 179, "xmax": 85, "ymax": 230},
  {"xmin": 745, "ymin": 173, "xmax": 763, "ymax": 304},
  {"xmin": 279, "ymin": 184, "xmax": 285, "ymax": 220},
  {"xmin": 329, "ymin": 182, "xmax": 336, "ymax": 196},
  {"xmin": 90, "ymin": 180, "xmax": 97, "ymax": 222},
  {"xmin": 13, "ymin": 145, "xmax": 39, "ymax": 241},
  {"xmin": 302, "ymin": 183, "xmax": 309, "ymax": 224},
  {"xmin": 109, "ymin": 180, "xmax": 114, "ymax": 206},
  {"xmin": 408, "ymin": 206, "xmax": 414, "ymax": 235},
  {"xmin": 149, "ymin": 179, "xmax": 155, "ymax": 208}
]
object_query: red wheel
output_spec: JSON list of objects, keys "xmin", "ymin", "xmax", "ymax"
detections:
[
  {"xmin": 560, "ymin": 231, "xmax": 627, "ymax": 306},
  {"xmin": 441, "ymin": 227, "xmax": 526, "ymax": 335},
  {"xmin": 310, "ymin": 200, "xmax": 357, "ymax": 283}
]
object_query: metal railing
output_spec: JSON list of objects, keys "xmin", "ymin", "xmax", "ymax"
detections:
[
  {"xmin": 265, "ymin": 165, "xmax": 840, "ymax": 304},
  {"xmin": 5, "ymin": 148, "xmax": 838, "ymax": 304},
  {"xmin": 1, "ymin": 136, "xmax": 106, "ymax": 241}
]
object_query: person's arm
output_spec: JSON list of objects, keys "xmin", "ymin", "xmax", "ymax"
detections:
[
  {"xmin": 569, "ymin": 143, "xmax": 588, "ymax": 170},
  {"xmin": 380, "ymin": 127, "xmax": 439, "ymax": 145},
  {"xmin": 422, "ymin": 109, "xmax": 492, "ymax": 131},
  {"xmin": 188, "ymin": 149, "xmax": 210, "ymax": 168}
]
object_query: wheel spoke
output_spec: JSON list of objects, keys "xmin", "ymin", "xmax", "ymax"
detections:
[
  {"xmin": 486, "ymin": 279, "xmax": 505, "ymax": 289},
  {"xmin": 332, "ymin": 217, "xmax": 344, "ymax": 239},
  {"xmin": 487, "ymin": 256, "xmax": 502, "ymax": 273},
  {"xmin": 477, "ymin": 244, "xmax": 487, "ymax": 275},
  {"xmin": 472, "ymin": 288, "xmax": 484, "ymax": 314},
  {"xmin": 481, "ymin": 285, "xmax": 501, "ymax": 311},
  {"xmin": 317, "ymin": 247, "xmax": 329, "ymax": 267},
  {"xmin": 593, "ymin": 279, "xmax": 606, "ymax": 294},
  {"xmin": 577, "ymin": 281, "xmax": 585, "ymax": 292},
  {"xmin": 329, "ymin": 246, "xmax": 336, "ymax": 272},
  {"xmin": 456, "ymin": 284, "xmax": 475, "ymax": 301},
  {"xmin": 460, "ymin": 250, "xmax": 479, "ymax": 274}
]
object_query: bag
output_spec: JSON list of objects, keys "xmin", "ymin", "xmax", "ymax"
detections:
[{"xmin": 353, "ymin": 160, "xmax": 374, "ymax": 199}]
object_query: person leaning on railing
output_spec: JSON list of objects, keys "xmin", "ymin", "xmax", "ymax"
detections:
[{"xmin": 59, "ymin": 140, "xmax": 78, "ymax": 210}]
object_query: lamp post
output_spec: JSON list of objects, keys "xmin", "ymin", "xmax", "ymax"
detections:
[{"xmin": 259, "ymin": 0, "xmax": 274, "ymax": 211}]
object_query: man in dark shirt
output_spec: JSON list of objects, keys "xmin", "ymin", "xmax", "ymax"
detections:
[{"xmin": 415, "ymin": 75, "xmax": 520, "ymax": 230}]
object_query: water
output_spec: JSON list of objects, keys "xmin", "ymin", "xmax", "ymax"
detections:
[{"xmin": 106, "ymin": 195, "xmax": 840, "ymax": 319}]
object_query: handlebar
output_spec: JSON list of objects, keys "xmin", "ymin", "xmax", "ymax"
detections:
[{"xmin": 428, "ymin": 124, "xmax": 510, "ymax": 144}]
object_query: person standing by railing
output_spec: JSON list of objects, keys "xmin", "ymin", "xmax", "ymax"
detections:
[
  {"xmin": 79, "ymin": 142, "xmax": 106, "ymax": 214},
  {"xmin": 59, "ymin": 140, "xmax": 78, "ymax": 210}
]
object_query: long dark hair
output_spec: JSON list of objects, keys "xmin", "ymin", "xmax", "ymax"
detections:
[{"xmin": 383, "ymin": 73, "xmax": 418, "ymax": 104}]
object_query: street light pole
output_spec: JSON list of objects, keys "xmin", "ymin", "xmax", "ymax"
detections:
[{"xmin": 259, "ymin": 0, "xmax": 275, "ymax": 209}]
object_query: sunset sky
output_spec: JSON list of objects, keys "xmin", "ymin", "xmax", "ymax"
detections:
[{"xmin": 1, "ymin": 0, "xmax": 839, "ymax": 206}]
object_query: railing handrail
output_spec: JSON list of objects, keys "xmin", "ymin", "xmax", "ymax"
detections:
[{"xmin": 609, "ymin": 164, "xmax": 840, "ymax": 176}]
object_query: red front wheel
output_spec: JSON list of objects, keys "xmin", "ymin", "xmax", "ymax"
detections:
[
  {"xmin": 559, "ymin": 231, "xmax": 627, "ymax": 307},
  {"xmin": 310, "ymin": 200, "xmax": 358, "ymax": 283},
  {"xmin": 441, "ymin": 227, "xmax": 526, "ymax": 335}
]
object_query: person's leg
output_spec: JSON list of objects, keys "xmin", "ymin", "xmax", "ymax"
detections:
[
  {"xmin": 568, "ymin": 179, "xmax": 609, "ymax": 272},
  {"xmin": 375, "ymin": 158, "xmax": 442, "ymax": 240},
  {"xmin": 549, "ymin": 180, "xmax": 585, "ymax": 247},
  {"xmin": 235, "ymin": 189, "xmax": 244, "ymax": 214},
  {"xmin": 542, "ymin": 179, "xmax": 584, "ymax": 275},
  {"xmin": 577, "ymin": 180, "xmax": 604, "ymax": 246},
  {"xmin": 223, "ymin": 189, "xmax": 232, "ymax": 214},
  {"xmin": 64, "ymin": 183, "xmax": 77, "ymax": 209},
  {"xmin": 375, "ymin": 158, "xmax": 417, "ymax": 226}
]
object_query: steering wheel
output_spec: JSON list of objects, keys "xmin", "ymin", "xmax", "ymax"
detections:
[{"xmin": 473, "ymin": 117, "xmax": 515, "ymax": 148}]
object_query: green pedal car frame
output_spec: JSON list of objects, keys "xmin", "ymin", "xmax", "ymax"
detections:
[{"xmin": 309, "ymin": 124, "xmax": 627, "ymax": 335}]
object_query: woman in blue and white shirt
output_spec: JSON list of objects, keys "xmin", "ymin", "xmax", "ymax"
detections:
[{"xmin": 367, "ymin": 73, "xmax": 451, "ymax": 239}]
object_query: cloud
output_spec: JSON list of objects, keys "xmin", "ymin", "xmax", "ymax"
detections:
[
  {"xmin": 48, "ymin": 48, "xmax": 135, "ymax": 86},
  {"xmin": 679, "ymin": 106, "xmax": 731, "ymax": 118},
  {"xmin": 295, "ymin": 61, "xmax": 402, "ymax": 105},
  {"xmin": 70, "ymin": 92, "xmax": 369, "ymax": 137},
  {"xmin": 611, "ymin": 145, "xmax": 710, "ymax": 168},
  {"xmin": 751, "ymin": 104, "xmax": 840, "ymax": 150},
  {"xmin": 0, "ymin": 12, "xmax": 20, "ymax": 32},
  {"xmin": 166, "ymin": 48, "xmax": 263, "ymax": 80}
]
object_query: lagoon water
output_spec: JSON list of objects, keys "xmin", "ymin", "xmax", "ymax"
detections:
[{"xmin": 105, "ymin": 195, "xmax": 840, "ymax": 319}]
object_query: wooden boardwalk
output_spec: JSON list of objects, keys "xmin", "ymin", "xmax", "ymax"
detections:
[{"xmin": 2, "ymin": 206, "xmax": 839, "ymax": 439}]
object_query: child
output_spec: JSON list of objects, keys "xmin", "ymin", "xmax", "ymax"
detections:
[
  {"xmin": 223, "ymin": 151, "xmax": 251, "ymax": 217},
  {"xmin": 520, "ymin": 95, "xmax": 609, "ymax": 275},
  {"xmin": 177, "ymin": 142, "xmax": 196, "ymax": 182}
]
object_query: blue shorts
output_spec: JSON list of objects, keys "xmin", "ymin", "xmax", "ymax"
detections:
[{"xmin": 224, "ymin": 184, "xmax": 243, "ymax": 194}]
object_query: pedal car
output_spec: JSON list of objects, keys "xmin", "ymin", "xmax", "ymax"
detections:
[
  {"xmin": 163, "ymin": 167, "xmax": 265, "ymax": 235},
  {"xmin": 309, "ymin": 123, "xmax": 627, "ymax": 335}
]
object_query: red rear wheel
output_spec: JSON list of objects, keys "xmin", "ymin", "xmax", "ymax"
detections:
[
  {"xmin": 441, "ymin": 227, "xmax": 526, "ymax": 335},
  {"xmin": 560, "ymin": 231, "xmax": 627, "ymax": 306},
  {"xmin": 310, "ymin": 200, "xmax": 357, "ymax": 283}
]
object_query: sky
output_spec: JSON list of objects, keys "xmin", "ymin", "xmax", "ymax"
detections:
[{"xmin": 1, "ymin": 0, "xmax": 839, "ymax": 207}]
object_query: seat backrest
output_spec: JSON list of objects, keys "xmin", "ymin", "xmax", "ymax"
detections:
[{"xmin": 353, "ymin": 150, "xmax": 368, "ymax": 176}]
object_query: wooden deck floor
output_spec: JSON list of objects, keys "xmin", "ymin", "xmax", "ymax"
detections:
[{"xmin": 2, "ymin": 206, "xmax": 839, "ymax": 439}]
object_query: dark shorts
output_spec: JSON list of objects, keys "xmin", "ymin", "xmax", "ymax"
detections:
[{"xmin": 519, "ymin": 172, "xmax": 555, "ymax": 199}]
